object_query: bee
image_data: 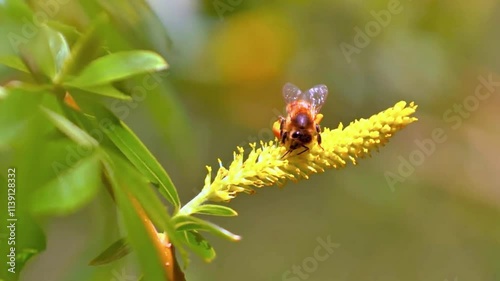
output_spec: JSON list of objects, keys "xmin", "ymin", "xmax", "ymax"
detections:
[{"xmin": 273, "ymin": 83, "xmax": 329, "ymax": 158}]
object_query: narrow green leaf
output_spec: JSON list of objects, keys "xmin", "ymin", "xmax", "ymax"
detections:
[
  {"xmin": 65, "ymin": 51, "xmax": 168, "ymax": 87},
  {"xmin": 30, "ymin": 153, "xmax": 101, "ymax": 216},
  {"xmin": 85, "ymin": 104, "xmax": 180, "ymax": 211},
  {"xmin": 89, "ymin": 238, "xmax": 131, "ymax": 266},
  {"xmin": 178, "ymin": 230, "xmax": 216, "ymax": 263},
  {"xmin": 0, "ymin": 55, "xmax": 28, "ymax": 72},
  {"xmin": 104, "ymin": 160, "xmax": 168, "ymax": 281},
  {"xmin": 40, "ymin": 106, "xmax": 98, "ymax": 148},
  {"xmin": 18, "ymin": 25, "xmax": 69, "ymax": 81},
  {"xmin": 194, "ymin": 204, "xmax": 238, "ymax": 217},
  {"xmin": 45, "ymin": 20, "xmax": 82, "ymax": 46},
  {"xmin": 173, "ymin": 216, "xmax": 241, "ymax": 242},
  {"xmin": 57, "ymin": 101, "xmax": 122, "ymax": 157},
  {"xmin": 44, "ymin": 26, "xmax": 70, "ymax": 80},
  {"xmin": 105, "ymin": 153, "xmax": 185, "ymax": 261},
  {"xmin": 67, "ymin": 84, "xmax": 132, "ymax": 100},
  {"xmin": 59, "ymin": 14, "xmax": 108, "ymax": 77}
]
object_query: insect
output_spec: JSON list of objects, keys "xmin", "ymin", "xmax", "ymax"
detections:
[{"xmin": 273, "ymin": 83, "xmax": 329, "ymax": 158}]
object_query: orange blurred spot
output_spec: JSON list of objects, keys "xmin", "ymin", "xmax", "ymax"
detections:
[
  {"xmin": 272, "ymin": 119, "xmax": 281, "ymax": 138},
  {"xmin": 64, "ymin": 92, "xmax": 81, "ymax": 111},
  {"xmin": 209, "ymin": 11, "xmax": 296, "ymax": 83}
]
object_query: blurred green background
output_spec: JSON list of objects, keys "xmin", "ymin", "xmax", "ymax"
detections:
[{"xmin": 1, "ymin": 0, "xmax": 500, "ymax": 280}]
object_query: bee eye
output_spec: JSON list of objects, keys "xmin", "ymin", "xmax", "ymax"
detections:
[{"xmin": 291, "ymin": 131, "xmax": 300, "ymax": 139}]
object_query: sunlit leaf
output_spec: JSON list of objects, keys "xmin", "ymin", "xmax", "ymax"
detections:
[
  {"xmin": 46, "ymin": 20, "xmax": 82, "ymax": 47},
  {"xmin": 18, "ymin": 25, "xmax": 70, "ymax": 82},
  {"xmin": 89, "ymin": 238, "xmax": 131, "ymax": 266},
  {"xmin": 65, "ymin": 51, "xmax": 168, "ymax": 87},
  {"xmin": 43, "ymin": 26, "xmax": 70, "ymax": 81},
  {"xmin": 173, "ymin": 216, "xmax": 241, "ymax": 242},
  {"xmin": 194, "ymin": 204, "xmax": 238, "ymax": 217}
]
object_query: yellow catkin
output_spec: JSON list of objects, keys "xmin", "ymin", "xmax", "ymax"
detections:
[{"xmin": 204, "ymin": 101, "xmax": 418, "ymax": 202}]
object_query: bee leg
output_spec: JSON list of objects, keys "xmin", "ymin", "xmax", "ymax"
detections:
[
  {"xmin": 281, "ymin": 141, "xmax": 297, "ymax": 159},
  {"xmin": 316, "ymin": 124, "xmax": 324, "ymax": 150},
  {"xmin": 281, "ymin": 131, "xmax": 288, "ymax": 145},
  {"xmin": 281, "ymin": 148, "xmax": 292, "ymax": 159},
  {"xmin": 279, "ymin": 116, "xmax": 286, "ymax": 144},
  {"xmin": 297, "ymin": 145, "xmax": 310, "ymax": 155}
]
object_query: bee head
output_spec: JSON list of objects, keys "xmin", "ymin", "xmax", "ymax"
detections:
[{"xmin": 291, "ymin": 130, "xmax": 312, "ymax": 144}]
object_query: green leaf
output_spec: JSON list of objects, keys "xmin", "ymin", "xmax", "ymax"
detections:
[
  {"xmin": 59, "ymin": 14, "xmax": 107, "ymax": 77},
  {"xmin": 30, "ymin": 153, "xmax": 101, "ymax": 216},
  {"xmin": 97, "ymin": 0, "xmax": 172, "ymax": 55},
  {"xmin": 46, "ymin": 20, "xmax": 82, "ymax": 46},
  {"xmin": 18, "ymin": 25, "xmax": 70, "ymax": 82},
  {"xmin": 84, "ymin": 104, "xmax": 181, "ymax": 211},
  {"xmin": 0, "ymin": 55, "xmax": 28, "ymax": 72},
  {"xmin": 89, "ymin": 238, "xmax": 131, "ymax": 266},
  {"xmin": 173, "ymin": 216, "xmax": 241, "ymax": 242},
  {"xmin": 58, "ymin": 100, "xmax": 185, "ymax": 258},
  {"xmin": 57, "ymin": 101, "xmax": 121, "ymax": 157},
  {"xmin": 67, "ymin": 84, "xmax": 132, "ymax": 100},
  {"xmin": 40, "ymin": 106, "xmax": 98, "ymax": 148},
  {"xmin": 178, "ymin": 230, "xmax": 216, "ymax": 263},
  {"xmin": 104, "ymin": 160, "xmax": 169, "ymax": 281},
  {"xmin": 0, "ymin": 92, "xmax": 50, "ymax": 280},
  {"xmin": 16, "ymin": 248, "xmax": 39, "ymax": 269},
  {"xmin": 44, "ymin": 26, "xmax": 70, "ymax": 81},
  {"xmin": 0, "ymin": 87, "xmax": 44, "ymax": 148},
  {"xmin": 194, "ymin": 204, "xmax": 238, "ymax": 217},
  {"xmin": 65, "ymin": 51, "xmax": 168, "ymax": 87},
  {"xmin": 105, "ymin": 153, "xmax": 186, "ymax": 259}
]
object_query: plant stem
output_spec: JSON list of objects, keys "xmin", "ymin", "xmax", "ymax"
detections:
[
  {"xmin": 175, "ymin": 187, "xmax": 212, "ymax": 217},
  {"xmin": 130, "ymin": 195, "xmax": 185, "ymax": 281}
]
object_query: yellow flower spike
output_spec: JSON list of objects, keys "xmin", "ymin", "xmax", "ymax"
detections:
[{"xmin": 177, "ymin": 101, "xmax": 417, "ymax": 216}]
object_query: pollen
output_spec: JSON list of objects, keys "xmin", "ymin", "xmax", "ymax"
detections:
[{"xmin": 203, "ymin": 101, "xmax": 418, "ymax": 202}]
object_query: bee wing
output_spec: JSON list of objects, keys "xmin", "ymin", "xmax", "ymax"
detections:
[
  {"xmin": 305, "ymin": 84, "xmax": 328, "ymax": 115},
  {"xmin": 282, "ymin": 82, "xmax": 302, "ymax": 104}
]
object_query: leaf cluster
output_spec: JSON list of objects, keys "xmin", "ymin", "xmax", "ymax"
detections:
[{"xmin": 0, "ymin": 2, "xmax": 235, "ymax": 280}]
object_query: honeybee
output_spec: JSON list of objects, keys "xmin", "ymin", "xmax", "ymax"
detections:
[{"xmin": 273, "ymin": 83, "xmax": 329, "ymax": 158}]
